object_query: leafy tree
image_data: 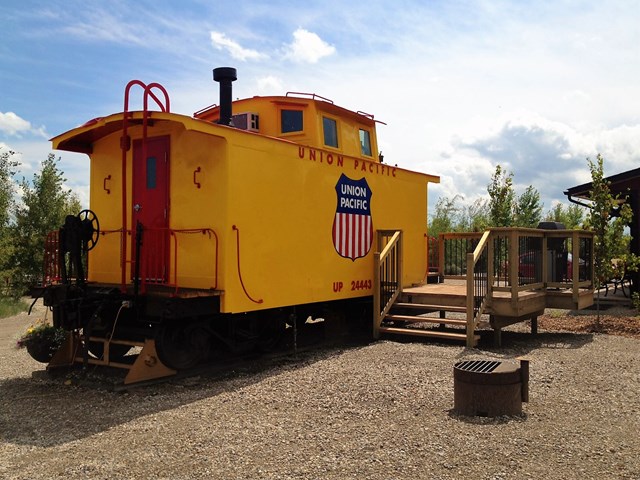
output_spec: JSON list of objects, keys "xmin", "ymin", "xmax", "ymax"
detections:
[
  {"xmin": 0, "ymin": 150, "xmax": 19, "ymax": 229},
  {"xmin": 428, "ymin": 195, "xmax": 490, "ymax": 235},
  {"xmin": 544, "ymin": 203, "xmax": 585, "ymax": 229},
  {"xmin": 487, "ymin": 165, "xmax": 515, "ymax": 227},
  {"xmin": 565, "ymin": 204, "xmax": 586, "ymax": 229},
  {"xmin": 584, "ymin": 154, "xmax": 637, "ymax": 323},
  {"xmin": 459, "ymin": 198, "xmax": 490, "ymax": 232},
  {"xmin": 11, "ymin": 154, "xmax": 80, "ymax": 292},
  {"xmin": 428, "ymin": 195, "xmax": 462, "ymax": 238},
  {"xmin": 0, "ymin": 150, "xmax": 20, "ymax": 295},
  {"xmin": 515, "ymin": 185, "xmax": 543, "ymax": 228}
]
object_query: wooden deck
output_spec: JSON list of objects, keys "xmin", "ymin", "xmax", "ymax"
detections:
[
  {"xmin": 378, "ymin": 278, "xmax": 595, "ymax": 347},
  {"xmin": 374, "ymin": 227, "xmax": 595, "ymax": 347},
  {"xmin": 402, "ymin": 278, "xmax": 593, "ymax": 316}
]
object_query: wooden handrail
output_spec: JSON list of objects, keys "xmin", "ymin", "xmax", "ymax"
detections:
[
  {"xmin": 466, "ymin": 230, "xmax": 492, "ymax": 347},
  {"xmin": 471, "ymin": 230, "xmax": 491, "ymax": 262},
  {"xmin": 379, "ymin": 230, "xmax": 401, "ymax": 260},
  {"xmin": 373, "ymin": 230, "xmax": 403, "ymax": 339}
]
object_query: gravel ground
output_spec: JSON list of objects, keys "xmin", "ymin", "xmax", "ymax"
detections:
[{"xmin": 1, "ymin": 301, "xmax": 639, "ymax": 479}]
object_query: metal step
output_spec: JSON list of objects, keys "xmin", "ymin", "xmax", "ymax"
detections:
[{"xmin": 384, "ymin": 313, "xmax": 467, "ymax": 326}]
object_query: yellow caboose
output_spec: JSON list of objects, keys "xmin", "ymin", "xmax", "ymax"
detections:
[{"xmin": 43, "ymin": 67, "xmax": 439, "ymax": 378}]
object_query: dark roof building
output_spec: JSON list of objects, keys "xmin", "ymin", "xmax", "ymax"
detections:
[{"xmin": 565, "ymin": 167, "xmax": 640, "ymax": 294}]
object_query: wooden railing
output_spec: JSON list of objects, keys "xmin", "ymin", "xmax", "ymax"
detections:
[
  {"xmin": 373, "ymin": 230, "xmax": 403, "ymax": 339},
  {"xmin": 466, "ymin": 230, "xmax": 492, "ymax": 347},
  {"xmin": 441, "ymin": 228, "xmax": 594, "ymax": 346},
  {"xmin": 438, "ymin": 232, "xmax": 482, "ymax": 277}
]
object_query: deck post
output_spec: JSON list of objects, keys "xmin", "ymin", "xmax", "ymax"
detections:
[
  {"xmin": 487, "ymin": 230, "xmax": 494, "ymax": 308},
  {"xmin": 542, "ymin": 234, "xmax": 548, "ymax": 287},
  {"xmin": 509, "ymin": 229, "xmax": 519, "ymax": 308},
  {"xmin": 466, "ymin": 252, "xmax": 475, "ymax": 348},
  {"xmin": 572, "ymin": 231, "xmax": 580, "ymax": 304},
  {"xmin": 438, "ymin": 233, "xmax": 445, "ymax": 279},
  {"xmin": 373, "ymin": 251, "xmax": 381, "ymax": 339}
]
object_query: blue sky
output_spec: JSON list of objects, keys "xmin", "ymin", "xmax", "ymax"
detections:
[{"xmin": 1, "ymin": 0, "xmax": 639, "ymax": 214}]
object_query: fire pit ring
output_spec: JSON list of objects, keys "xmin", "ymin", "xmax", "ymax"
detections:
[{"xmin": 453, "ymin": 359, "xmax": 529, "ymax": 417}]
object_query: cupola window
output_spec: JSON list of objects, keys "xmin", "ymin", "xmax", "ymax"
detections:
[
  {"xmin": 281, "ymin": 110, "xmax": 303, "ymax": 133},
  {"xmin": 323, "ymin": 117, "xmax": 338, "ymax": 148}
]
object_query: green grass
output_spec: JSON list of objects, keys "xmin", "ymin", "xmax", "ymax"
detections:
[{"xmin": 0, "ymin": 296, "xmax": 28, "ymax": 318}]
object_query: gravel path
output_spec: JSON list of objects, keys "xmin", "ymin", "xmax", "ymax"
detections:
[{"xmin": 1, "ymin": 305, "xmax": 639, "ymax": 479}]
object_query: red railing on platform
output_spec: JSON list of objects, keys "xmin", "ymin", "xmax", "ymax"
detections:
[
  {"xmin": 101, "ymin": 226, "xmax": 219, "ymax": 294},
  {"xmin": 43, "ymin": 231, "xmax": 61, "ymax": 285}
]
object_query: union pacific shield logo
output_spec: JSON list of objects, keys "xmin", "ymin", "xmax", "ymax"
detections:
[{"xmin": 332, "ymin": 174, "xmax": 373, "ymax": 261}]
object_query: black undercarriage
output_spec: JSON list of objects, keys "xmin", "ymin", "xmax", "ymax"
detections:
[{"xmin": 41, "ymin": 282, "xmax": 371, "ymax": 371}]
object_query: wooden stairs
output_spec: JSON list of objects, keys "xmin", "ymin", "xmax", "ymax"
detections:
[{"xmin": 378, "ymin": 287, "xmax": 481, "ymax": 346}]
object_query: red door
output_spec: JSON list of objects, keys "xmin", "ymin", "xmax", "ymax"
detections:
[{"xmin": 132, "ymin": 136, "xmax": 170, "ymax": 283}]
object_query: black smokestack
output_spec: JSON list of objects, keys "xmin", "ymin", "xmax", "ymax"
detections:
[{"xmin": 213, "ymin": 67, "xmax": 237, "ymax": 126}]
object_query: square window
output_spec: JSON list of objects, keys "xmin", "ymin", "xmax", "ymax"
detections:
[
  {"xmin": 281, "ymin": 110, "xmax": 303, "ymax": 133},
  {"xmin": 359, "ymin": 129, "xmax": 372, "ymax": 156},
  {"xmin": 323, "ymin": 117, "xmax": 338, "ymax": 147},
  {"xmin": 146, "ymin": 157, "xmax": 157, "ymax": 189}
]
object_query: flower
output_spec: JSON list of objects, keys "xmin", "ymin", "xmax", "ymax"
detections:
[{"xmin": 16, "ymin": 321, "xmax": 66, "ymax": 362}]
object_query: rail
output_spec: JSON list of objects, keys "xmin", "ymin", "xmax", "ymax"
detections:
[
  {"xmin": 373, "ymin": 230, "xmax": 403, "ymax": 338},
  {"xmin": 120, "ymin": 80, "xmax": 171, "ymax": 291},
  {"xmin": 438, "ymin": 232, "xmax": 482, "ymax": 277},
  {"xmin": 43, "ymin": 230, "xmax": 61, "ymax": 285},
  {"xmin": 466, "ymin": 230, "xmax": 492, "ymax": 347},
  {"xmin": 101, "ymin": 226, "xmax": 218, "ymax": 294}
]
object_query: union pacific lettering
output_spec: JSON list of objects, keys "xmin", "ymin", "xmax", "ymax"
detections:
[{"xmin": 298, "ymin": 146, "xmax": 397, "ymax": 177}]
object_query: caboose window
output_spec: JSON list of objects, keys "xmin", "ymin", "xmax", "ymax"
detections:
[
  {"xmin": 359, "ymin": 129, "xmax": 372, "ymax": 156},
  {"xmin": 281, "ymin": 110, "xmax": 303, "ymax": 133},
  {"xmin": 323, "ymin": 117, "xmax": 338, "ymax": 148},
  {"xmin": 146, "ymin": 157, "xmax": 157, "ymax": 189}
]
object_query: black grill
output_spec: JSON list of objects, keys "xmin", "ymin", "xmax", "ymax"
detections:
[{"xmin": 454, "ymin": 360, "xmax": 501, "ymax": 373}]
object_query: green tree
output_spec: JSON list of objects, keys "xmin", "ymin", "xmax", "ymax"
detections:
[
  {"xmin": 0, "ymin": 150, "xmax": 19, "ymax": 229},
  {"xmin": 428, "ymin": 195, "xmax": 462, "ymax": 237},
  {"xmin": 584, "ymin": 154, "xmax": 636, "ymax": 323},
  {"xmin": 0, "ymin": 150, "xmax": 20, "ymax": 295},
  {"xmin": 544, "ymin": 203, "xmax": 585, "ymax": 229},
  {"xmin": 459, "ymin": 198, "xmax": 490, "ymax": 232},
  {"xmin": 487, "ymin": 165, "xmax": 515, "ymax": 227},
  {"xmin": 11, "ymin": 154, "xmax": 80, "ymax": 292},
  {"xmin": 514, "ymin": 185, "xmax": 543, "ymax": 227}
]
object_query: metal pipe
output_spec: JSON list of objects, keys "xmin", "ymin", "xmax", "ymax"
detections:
[{"xmin": 213, "ymin": 67, "xmax": 237, "ymax": 126}]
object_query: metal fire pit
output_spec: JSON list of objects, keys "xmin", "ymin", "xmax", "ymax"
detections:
[{"xmin": 453, "ymin": 359, "xmax": 529, "ymax": 417}]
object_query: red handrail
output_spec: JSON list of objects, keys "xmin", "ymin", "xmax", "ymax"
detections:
[
  {"xmin": 232, "ymin": 225, "xmax": 263, "ymax": 304},
  {"xmin": 120, "ymin": 80, "xmax": 171, "ymax": 292},
  {"xmin": 101, "ymin": 227, "xmax": 218, "ymax": 295}
]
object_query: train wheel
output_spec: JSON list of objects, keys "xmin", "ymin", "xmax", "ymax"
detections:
[
  {"xmin": 155, "ymin": 322, "xmax": 209, "ymax": 370},
  {"xmin": 256, "ymin": 314, "xmax": 287, "ymax": 352}
]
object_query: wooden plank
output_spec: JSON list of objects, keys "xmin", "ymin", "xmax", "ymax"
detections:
[
  {"xmin": 384, "ymin": 314, "xmax": 467, "ymax": 326},
  {"xmin": 392, "ymin": 302, "xmax": 467, "ymax": 313},
  {"xmin": 379, "ymin": 326, "xmax": 480, "ymax": 342}
]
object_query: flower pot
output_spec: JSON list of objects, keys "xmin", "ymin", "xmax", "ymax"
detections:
[{"xmin": 26, "ymin": 342, "xmax": 57, "ymax": 363}]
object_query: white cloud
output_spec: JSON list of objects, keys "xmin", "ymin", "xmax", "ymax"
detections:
[
  {"xmin": 283, "ymin": 28, "xmax": 335, "ymax": 63},
  {"xmin": 430, "ymin": 115, "xmax": 640, "ymax": 215},
  {"xmin": 256, "ymin": 75, "xmax": 284, "ymax": 94},
  {"xmin": 0, "ymin": 112, "xmax": 33, "ymax": 136},
  {"xmin": 210, "ymin": 31, "xmax": 268, "ymax": 61}
]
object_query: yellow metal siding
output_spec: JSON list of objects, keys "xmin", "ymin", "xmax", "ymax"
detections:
[
  {"xmin": 61, "ymin": 110, "xmax": 437, "ymax": 315},
  {"xmin": 218, "ymin": 128, "xmax": 432, "ymax": 313}
]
